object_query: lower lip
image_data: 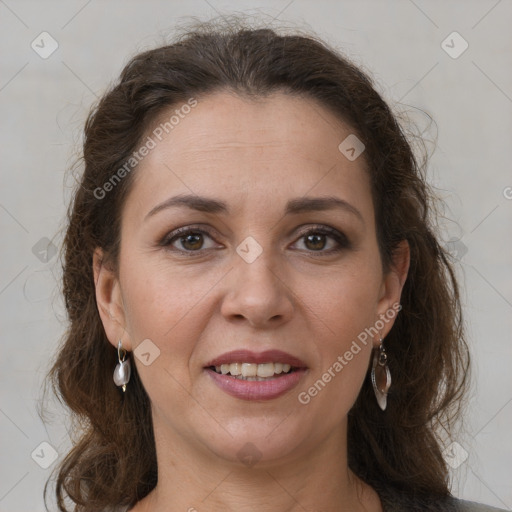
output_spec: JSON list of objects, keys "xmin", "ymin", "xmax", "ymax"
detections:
[{"xmin": 205, "ymin": 368, "xmax": 307, "ymax": 401}]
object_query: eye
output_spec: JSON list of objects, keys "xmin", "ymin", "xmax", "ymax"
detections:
[
  {"xmin": 159, "ymin": 224, "xmax": 351, "ymax": 255},
  {"xmin": 160, "ymin": 226, "xmax": 220, "ymax": 253},
  {"xmin": 292, "ymin": 226, "xmax": 351, "ymax": 254}
]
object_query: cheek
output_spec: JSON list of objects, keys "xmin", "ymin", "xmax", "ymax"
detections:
[
  {"xmin": 297, "ymin": 256, "xmax": 382, "ymax": 406},
  {"xmin": 120, "ymin": 251, "xmax": 220, "ymax": 334},
  {"xmin": 118, "ymin": 250, "xmax": 243, "ymax": 401},
  {"xmin": 305, "ymin": 254, "xmax": 383, "ymax": 342},
  {"xmin": 119, "ymin": 256, "xmax": 222, "ymax": 420}
]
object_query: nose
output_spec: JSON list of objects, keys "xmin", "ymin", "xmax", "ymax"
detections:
[{"xmin": 220, "ymin": 251, "xmax": 295, "ymax": 329}]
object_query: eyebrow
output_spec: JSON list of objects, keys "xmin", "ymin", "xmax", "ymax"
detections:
[{"xmin": 145, "ymin": 193, "xmax": 364, "ymax": 223}]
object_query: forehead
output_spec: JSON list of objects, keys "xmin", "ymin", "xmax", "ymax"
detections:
[
  {"xmin": 148, "ymin": 91, "xmax": 354, "ymax": 164},
  {"xmin": 126, "ymin": 90, "xmax": 372, "ymax": 220}
]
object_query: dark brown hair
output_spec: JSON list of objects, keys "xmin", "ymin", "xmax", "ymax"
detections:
[{"xmin": 46, "ymin": 17, "xmax": 470, "ymax": 511}]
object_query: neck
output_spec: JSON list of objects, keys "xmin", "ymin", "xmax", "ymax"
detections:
[{"xmin": 136, "ymin": 415, "xmax": 382, "ymax": 512}]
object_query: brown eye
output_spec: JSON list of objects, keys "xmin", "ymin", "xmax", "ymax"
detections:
[
  {"xmin": 293, "ymin": 226, "xmax": 351, "ymax": 254},
  {"xmin": 180, "ymin": 232, "xmax": 204, "ymax": 251},
  {"xmin": 304, "ymin": 233, "xmax": 327, "ymax": 251},
  {"xmin": 160, "ymin": 226, "xmax": 219, "ymax": 253}
]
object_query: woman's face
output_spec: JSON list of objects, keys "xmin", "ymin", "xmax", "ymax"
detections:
[{"xmin": 96, "ymin": 91, "xmax": 407, "ymax": 467}]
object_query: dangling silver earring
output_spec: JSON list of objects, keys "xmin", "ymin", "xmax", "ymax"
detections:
[
  {"xmin": 371, "ymin": 339, "xmax": 391, "ymax": 410},
  {"xmin": 113, "ymin": 340, "xmax": 131, "ymax": 392}
]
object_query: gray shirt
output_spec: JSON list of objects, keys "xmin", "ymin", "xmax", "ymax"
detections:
[
  {"xmin": 111, "ymin": 497, "xmax": 507, "ymax": 511},
  {"xmin": 456, "ymin": 501, "xmax": 508, "ymax": 512}
]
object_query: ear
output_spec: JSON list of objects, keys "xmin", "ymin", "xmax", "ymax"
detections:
[
  {"xmin": 93, "ymin": 248, "xmax": 131, "ymax": 351},
  {"xmin": 375, "ymin": 240, "xmax": 410, "ymax": 343}
]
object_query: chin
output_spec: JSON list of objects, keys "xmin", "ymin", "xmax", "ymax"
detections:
[{"xmin": 195, "ymin": 415, "xmax": 313, "ymax": 468}]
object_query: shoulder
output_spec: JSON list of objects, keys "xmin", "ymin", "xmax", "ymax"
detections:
[
  {"xmin": 373, "ymin": 484, "xmax": 508, "ymax": 512},
  {"xmin": 452, "ymin": 499, "xmax": 509, "ymax": 512}
]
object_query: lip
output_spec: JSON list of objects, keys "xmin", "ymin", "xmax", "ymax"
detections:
[
  {"xmin": 204, "ymin": 349, "xmax": 307, "ymax": 368},
  {"xmin": 203, "ymin": 349, "xmax": 308, "ymax": 401},
  {"xmin": 205, "ymin": 367, "xmax": 308, "ymax": 401}
]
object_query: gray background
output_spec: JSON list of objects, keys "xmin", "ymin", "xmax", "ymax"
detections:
[{"xmin": 1, "ymin": 1, "xmax": 511, "ymax": 511}]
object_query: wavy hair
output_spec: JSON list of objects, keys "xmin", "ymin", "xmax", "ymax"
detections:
[{"xmin": 45, "ymin": 17, "xmax": 470, "ymax": 511}]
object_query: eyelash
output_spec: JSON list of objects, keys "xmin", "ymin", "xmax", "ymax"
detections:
[{"xmin": 159, "ymin": 224, "xmax": 351, "ymax": 256}]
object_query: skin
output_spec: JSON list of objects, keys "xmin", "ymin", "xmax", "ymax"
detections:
[{"xmin": 94, "ymin": 90, "xmax": 410, "ymax": 512}]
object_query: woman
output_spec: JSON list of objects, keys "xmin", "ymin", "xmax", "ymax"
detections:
[{"xmin": 46, "ymin": 19, "xmax": 505, "ymax": 512}]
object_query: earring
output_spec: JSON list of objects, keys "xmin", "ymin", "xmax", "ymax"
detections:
[
  {"xmin": 371, "ymin": 339, "xmax": 391, "ymax": 411},
  {"xmin": 113, "ymin": 340, "xmax": 131, "ymax": 392}
]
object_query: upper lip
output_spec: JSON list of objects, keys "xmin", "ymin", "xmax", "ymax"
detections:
[{"xmin": 204, "ymin": 349, "xmax": 307, "ymax": 368}]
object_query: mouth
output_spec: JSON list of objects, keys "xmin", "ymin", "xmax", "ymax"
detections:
[
  {"xmin": 207, "ymin": 362, "xmax": 299, "ymax": 381},
  {"xmin": 204, "ymin": 349, "xmax": 308, "ymax": 400}
]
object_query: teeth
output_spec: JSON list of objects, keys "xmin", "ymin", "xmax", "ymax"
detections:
[
  {"xmin": 241, "ymin": 363, "xmax": 257, "ymax": 377},
  {"xmin": 256, "ymin": 362, "xmax": 274, "ymax": 378},
  {"xmin": 212, "ymin": 362, "xmax": 295, "ymax": 378},
  {"xmin": 230, "ymin": 362, "xmax": 242, "ymax": 376}
]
